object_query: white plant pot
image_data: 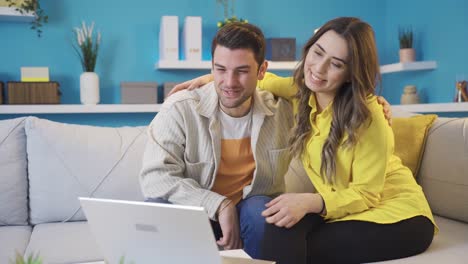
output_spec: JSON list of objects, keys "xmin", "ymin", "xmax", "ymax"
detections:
[
  {"xmin": 80, "ymin": 72, "xmax": 100, "ymax": 104},
  {"xmin": 399, "ymin": 48, "xmax": 416, "ymax": 63}
]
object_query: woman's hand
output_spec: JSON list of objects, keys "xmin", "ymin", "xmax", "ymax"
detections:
[
  {"xmin": 262, "ymin": 193, "xmax": 321, "ymax": 228},
  {"xmin": 168, "ymin": 74, "xmax": 214, "ymax": 96},
  {"xmin": 377, "ymin": 96, "xmax": 392, "ymax": 126}
]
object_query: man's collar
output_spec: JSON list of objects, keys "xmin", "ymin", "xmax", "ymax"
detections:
[{"xmin": 195, "ymin": 82, "xmax": 219, "ymax": 118}]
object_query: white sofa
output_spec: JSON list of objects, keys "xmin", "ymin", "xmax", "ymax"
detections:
[{"xmin": 0, "ymin": 115, "xmax": 467, "ymax": 264}]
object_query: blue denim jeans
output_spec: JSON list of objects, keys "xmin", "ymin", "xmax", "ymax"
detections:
[{"xmin": 146, "ymin": 195, "xmax": 272, "ymax": 259}]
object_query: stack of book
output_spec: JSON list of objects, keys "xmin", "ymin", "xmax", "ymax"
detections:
[{"xmin": 159, "ymin": 16, "xmax": 203, "ymax": 62}]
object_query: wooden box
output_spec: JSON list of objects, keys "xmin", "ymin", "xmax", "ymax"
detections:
[
  {"xmin": 266, "ymin": 38, "xmax": 296, "ymax": 61},
  {"xmin": 0, "ymin": 82, "xmax": 3, "ymax": 104},
  {"xmin": 7, "ymin": 82, "xmax": 61, "ymax": 104},
  {"xmin": 121, "ymin": 82, "xmax": 158, "ymax": 104},
  {"xmin": 163, "ymin": 82, "xmax": 180, "ymax": 102}
]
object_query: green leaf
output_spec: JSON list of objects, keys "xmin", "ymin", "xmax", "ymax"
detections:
[
  {"xmin": 9, "ymin": 0, "xmax": 49, "ymax": 37},
  {"xmin": 398, "ymin": 26, "xmax": 413, "ymax": 49},
  {"xmin": 10, "ymin": 252, "xmax": 42, "ymax": 264}
]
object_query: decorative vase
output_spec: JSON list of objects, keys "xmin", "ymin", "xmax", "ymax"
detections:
[
  {"xmin": 80, "ymin": 72, "xmax": 100, "ymax": 104},
  {"xmin": 401, "ymin": 85, "xmax": 420, "ymax": 104},
  {"xmin": 399, "ymin": 48, "xmax": 415, "ymax": 63}
]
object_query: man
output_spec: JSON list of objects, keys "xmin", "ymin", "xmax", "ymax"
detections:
[{"xmin": 139, "ymin": 22, "xmax": 293, "ymax": 258}]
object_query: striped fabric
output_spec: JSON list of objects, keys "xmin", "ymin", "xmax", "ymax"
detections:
[{"xmin": 140, "ymin": 82, "xmax": 293, "ymax": 220}]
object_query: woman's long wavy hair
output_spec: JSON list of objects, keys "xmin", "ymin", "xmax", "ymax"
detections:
[{"xmin": 289, "ymin": 17, "xmax": 381, "ymax": 184}]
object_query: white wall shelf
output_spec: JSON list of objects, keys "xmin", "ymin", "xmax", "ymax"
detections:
[
  {"xmin": 391, "ymin": 102, "xmax": 468, "ymax": 113},
  {"xmin": 268, "ymin": 61, "xmax": 299, "ymax": 71},
  {"xmin": 0, "ymin": 6, "xmax": 35, "ymax": 22},
  {"xmin": 156, "ymin": 60, "xmax": 212, "ymax": 70},
  {"xmin": 380, "ymin": 61, "xmax": 437, "ymax": 74},
  {"xmin": 0, "ymin": 104, "xmax": 162, "ymax": 114},
  {"xmin": 156, "ymin": 60, "xmax": 299, "ymax": 71}
]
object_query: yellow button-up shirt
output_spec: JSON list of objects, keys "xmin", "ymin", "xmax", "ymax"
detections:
[{"xmin": 258, "ymin": 73, "xmax": 436, "ymax": 230}]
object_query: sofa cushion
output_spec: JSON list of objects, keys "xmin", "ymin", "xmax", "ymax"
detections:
[
  {"xmin": 392, "ymin": 114, "xmax": 437, "ymax": 177},
  {"xmin": 285, "ymin": 157, "xmax": 316, "ymax": 193},
  {"xmin": 25, "ymin": 221, "xmax": 102, "ymax": 263},
  {"xmin": 0, "ymin": 226, "xmax": 32, "ymax": 263},
  {"xmin": 372, "ymin": 216, "xmax": 468, "ymax": 263},
  {"xmin": 25, "ymin": 117, "xmax": 147, "ymax": 225},
  {"xmin": 418, "ymin": 118, "xmax": 468, "ymax": 223},
  {"xmin": 0, "ymin": 117, "xmax": 28, "ymax": 226}
]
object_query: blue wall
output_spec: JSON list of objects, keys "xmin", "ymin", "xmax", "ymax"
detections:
[
  {"xmin": 0, "ymin": 0, "xmax": 465, "ymax": 126},
  {"xmin": 381, "ymin": 0, "xmax": 468, "ymax": 105}
]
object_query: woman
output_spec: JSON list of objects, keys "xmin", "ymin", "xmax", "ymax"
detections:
[
  {"xmin": 257, "ymin": 17, "xmax": 436, "ymax": 264},
  {"xmin": 170, "ymin": 17, "xmax": 436, "ymax": 263}
]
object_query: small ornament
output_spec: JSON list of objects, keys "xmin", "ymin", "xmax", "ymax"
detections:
[{"xmin": 401, "ymin": 85, "xmax": 420, "ymax": 104}]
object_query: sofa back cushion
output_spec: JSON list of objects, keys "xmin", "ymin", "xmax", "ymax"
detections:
[
  {"xmin": 392, "ymin": 114, "xmax": 437, "ymax": 177},
  {"xmin": 25, "ymin": 117, "xmax": 146, "ymax": 225},
  {"xmin": 285, "ymin": 157, "xmax": 316, "ymax": 193},
  {"xmin": 418, "ymin": 117, "xmax": 468, "ymax": 223},
  {"xmin": 0, "ymin": 117, "xmax": 28, "ymax": 226}
]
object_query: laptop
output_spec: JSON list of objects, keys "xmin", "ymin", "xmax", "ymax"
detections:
[{"xmin": 79, "ymin": 197, "xmax": 275, "ymax": 264}]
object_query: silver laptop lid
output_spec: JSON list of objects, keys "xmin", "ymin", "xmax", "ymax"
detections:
[{"xmin": 79, "ymin": 197, "xmax": 222, "ymax": 264}]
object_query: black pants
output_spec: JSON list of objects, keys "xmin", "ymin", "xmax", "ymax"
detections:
[{"xmin": 262, "ymin": 214, "xmax": 434, "ymax": 264}]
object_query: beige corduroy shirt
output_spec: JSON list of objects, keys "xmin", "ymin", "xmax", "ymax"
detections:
[{"xmin": 139, "ymin": 82, "xmax": 293, "ymax": 220}]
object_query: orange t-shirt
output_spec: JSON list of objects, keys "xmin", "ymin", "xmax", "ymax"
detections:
[{"xmin": 211, "ymin": 108, "xmax": 255, "ymax": 204}]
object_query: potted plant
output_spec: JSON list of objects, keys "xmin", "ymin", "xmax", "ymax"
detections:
[
  {"xmin": 398, "ymin": 26, "xmax": 415, "ymax": 63},
  {"xmin": 216, "ymin": 0, "xmax": 248, "ymax": 28},
  {"xmin": 4, "ymin": 0, "xmax": 48, "ymax": 37},
  {"xmin": 73, "ymin": 21, "xmax": 102, "ymax": 105},
  {"xmin": 11, "ymin": 252, "xmax": 42, "ymax": 264}
]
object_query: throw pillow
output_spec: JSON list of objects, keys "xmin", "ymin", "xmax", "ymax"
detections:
[
  {"xmin": 392, "ymin": 114, "xmax": 437, "ymax": 177},
  {"xmin": 0, "ymin": 117, "xmax": 28, "ymax": 226},
  {"xmin": 25, "ymin": 117, "xmax": 147, "ymax": 225}
]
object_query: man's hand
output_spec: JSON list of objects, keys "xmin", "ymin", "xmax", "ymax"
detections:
[
  {"xmin": 168, "ymin": 74, "xmax": 214, "ymax": 96},
  {"xmin": 216, "ymin": 199, "xmax": 242, "ymax": 250},
  {"xmin": 262, "ymin": 193, "xmax": 319, "ymax": 228},
  {"xmin": 377, "ymin": 96, "xmax": 392, "ymax": 126}
]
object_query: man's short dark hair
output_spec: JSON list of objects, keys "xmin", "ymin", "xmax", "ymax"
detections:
[{"xmin": 211, "ymin": 22, "xmax": 266, "ymax": 68}]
